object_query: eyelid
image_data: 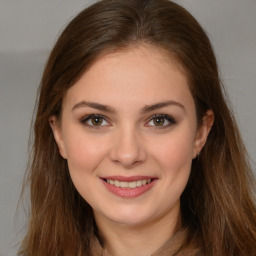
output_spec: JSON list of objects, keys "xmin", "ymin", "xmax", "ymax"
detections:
[
  {"xmin": 79, "ymin": 113, "xmax": 176, "ymax": 129},
  {"xmin": 145, "ymin": 114, "xmax": 176, "ymax": 128},
  {"xmin": 80, "ymin": 114, "xmax": 111, "ymax": 128}
]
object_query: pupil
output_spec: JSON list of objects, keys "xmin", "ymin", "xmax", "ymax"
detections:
[
  {"xmin": 154, "ymin": 117, "xmax": 164, "ymax": 126},
  {"xmin": 92, "ymin": 117, "xmax": 102, "ymax": 126}
]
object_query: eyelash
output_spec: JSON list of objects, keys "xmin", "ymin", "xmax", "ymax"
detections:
[
  {"xmin": 80, "ymin": 114, "xmax": 110, "ymax": 129},
  {"xmin": 146, "ymin": 114, "xmax": 176, "ymax": 128},
  {"xmin": 80, "ymin": 114, "xmax": 176, "ymax": 129}
]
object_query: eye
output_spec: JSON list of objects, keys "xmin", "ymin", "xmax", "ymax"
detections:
[
  {"xmin": 81, "ymin": 114, "xmax": 110, "ymax": 128},
  {"xmin": 146, "ymin": 114, "xmax": 176, "ymax": 128}
]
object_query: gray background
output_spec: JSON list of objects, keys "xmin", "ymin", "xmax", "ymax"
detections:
[{"xmin": 0, "ymin": 0, "xmax": 255, "ymax": 255}]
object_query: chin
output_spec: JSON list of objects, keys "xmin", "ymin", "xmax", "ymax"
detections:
[{"xmin": 94, "ymin": 204, "xmax": 152, "ymax": 226}]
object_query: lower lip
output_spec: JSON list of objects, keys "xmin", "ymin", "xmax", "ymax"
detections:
[{"xmin": 102, "ymin": 179, "xmax": 157, "ymax": 198}]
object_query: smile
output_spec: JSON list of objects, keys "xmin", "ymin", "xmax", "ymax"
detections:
[
  {"xmin": 101, "ymin": 176, "xmax": 157, "ymax": 198},
  {"xmin": 106, "ymin": 179, "xmax": 152, "ymax": 188}
]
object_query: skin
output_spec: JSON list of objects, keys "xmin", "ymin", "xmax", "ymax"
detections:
[{"xmin": 50, "ymin": 46, "xmax": 213, "ymax": 256}]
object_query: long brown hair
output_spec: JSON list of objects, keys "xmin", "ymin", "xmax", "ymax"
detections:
[{"xmin": 19, "ymin": 0, "xmax": 256, "ymax": 255}]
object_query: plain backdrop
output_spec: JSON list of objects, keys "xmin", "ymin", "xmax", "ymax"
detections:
[{"xmin": 0, "ymin": 0, "xmax": 255, "ymax": 255}]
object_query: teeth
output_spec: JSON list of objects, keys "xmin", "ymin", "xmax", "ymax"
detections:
[
  {"xmin": 106, "ymin": 179, "xmax": 152, "ymax": 188},
  {"xmin": 129, "ymin": 181, "xmax": 136, "ymax": 188},
  {"xmin": 137, "ymin": 180, "xmax": 142, "ymax": 187},
  {"xmin": 120, "ymin": 181, "xmax": 128, "ymax": 188}
]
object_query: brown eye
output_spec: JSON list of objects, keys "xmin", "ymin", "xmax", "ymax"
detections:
[
  {"xmin": 153, "ymin": 117, "xmax": 165, "ymax": 126},
  {"xmin": 91, "ymin": 116, "xmax": 103, "ymax": 126},
  {"xmin": 146, "ymin": 114, "xmax": 176, "ymax": 128},
  {"xmin": 81, "ymin": 115, "xmax": 109, "ymax": 128}
]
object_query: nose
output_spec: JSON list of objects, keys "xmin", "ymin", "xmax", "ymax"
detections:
[{"xmin": 109, "ymin": 126, "xmax": 147, "ymax": 169}]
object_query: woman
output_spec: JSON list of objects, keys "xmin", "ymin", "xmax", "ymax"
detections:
[{"xmin": 19, "ymin": 0, "xmax": 256, "ymax": 255}]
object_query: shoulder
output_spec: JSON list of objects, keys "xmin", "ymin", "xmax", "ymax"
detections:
[{"xmin": 152, "ymin": 228, "xmax": 202, "ymax": 256}]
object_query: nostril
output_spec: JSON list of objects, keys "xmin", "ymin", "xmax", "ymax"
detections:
[{"xmin": 109, "ymin": 135, "xmax": 147, "ymax": 168}]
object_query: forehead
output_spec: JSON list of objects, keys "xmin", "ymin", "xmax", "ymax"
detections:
[{"xmin": 62, "ymin": 45, "xmax": 194, "ymax": 111}]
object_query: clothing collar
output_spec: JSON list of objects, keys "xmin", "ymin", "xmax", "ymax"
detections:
[{"xmin": 90, "ymin": 228, "xmax": 201, "ymax": 256}]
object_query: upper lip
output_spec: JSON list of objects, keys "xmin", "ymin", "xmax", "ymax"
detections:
[{"xmin": 101, "ymin": 176, "xmax": 157, "ymax": 182}]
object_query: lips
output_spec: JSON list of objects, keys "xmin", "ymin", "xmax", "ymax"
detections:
[
  {"xmin": 106, "ymin": 178, "xmax": 151, "ymax": 188},
  {"xmin": 101, "ymin": 176, "xmax": 157, "ymax": 198}
]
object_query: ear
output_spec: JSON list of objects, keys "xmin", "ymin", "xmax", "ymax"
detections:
[
  {"xmin": 49, "ymin": 116, "xmax": 67, "ymax": 159},
  {"xmin": 193, "ymin": 110, "xmax": 214, "ymax": 158}
]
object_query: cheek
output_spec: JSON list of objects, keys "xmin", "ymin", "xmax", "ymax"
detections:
[
  {"xmin": 64, "ymin": 130, "xmax": 109, "ymax": 177},
  {"xmin": 63, "ymin": 131, "xmax": 110, "ymax": 205},
  {"xmin": 150, "ymin": 126, "xmax": 196, "ymax": 177}
]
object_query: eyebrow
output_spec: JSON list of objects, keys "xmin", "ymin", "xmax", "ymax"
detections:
[
  {"xmin": 72, "ymin": 100, "xmax": 184, "ymax": 114},
  {"xmin": 72, "ymin": 101, "xmax": 116, "ymax": 113},
  {"xmin": 140, "ymin": 100, "xmax": 185, "ymax": 114}
]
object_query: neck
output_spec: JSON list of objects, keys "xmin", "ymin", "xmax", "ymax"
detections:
[{"xmin": 94, "ymin": 205, "xmax": 181, "ymax": 256}]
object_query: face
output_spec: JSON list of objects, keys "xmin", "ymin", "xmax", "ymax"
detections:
[{"xmin": 50, "ymin": 46, "xmax": 211, "ymax": 230}]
